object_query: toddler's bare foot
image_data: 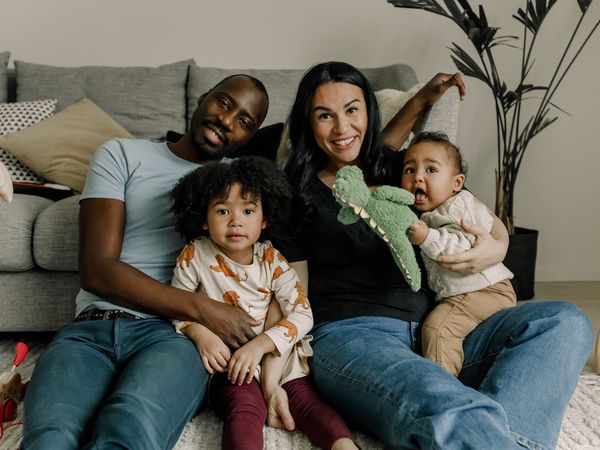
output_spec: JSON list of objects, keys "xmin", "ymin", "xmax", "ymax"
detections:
[{"xmin": 331, "ymin": 437, "xmax": 359, "ymax": 450}]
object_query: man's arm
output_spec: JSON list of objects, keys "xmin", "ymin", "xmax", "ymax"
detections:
[{"xmin": 78, "ymin": 198, "xmax": 259, "ymax": 348}]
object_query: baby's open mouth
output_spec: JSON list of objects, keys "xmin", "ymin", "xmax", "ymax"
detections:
[{"xmin": 414, "ymin": 188, "xmax": 427, "ymax": 203}]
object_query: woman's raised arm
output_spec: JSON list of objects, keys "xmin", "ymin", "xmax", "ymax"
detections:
[{"xmin": 383, "ymin": 72, "xmax": 465, "ymax": 150}]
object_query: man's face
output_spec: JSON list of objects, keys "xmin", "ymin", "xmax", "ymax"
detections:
[{"xmin": 189, "ymin": 76, "xmax": 268, "ymax": 161}]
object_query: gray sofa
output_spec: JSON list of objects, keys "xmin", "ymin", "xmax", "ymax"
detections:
[{"xmin": 0, "ymin": 54, "xmax": 459, "ymax": 333}]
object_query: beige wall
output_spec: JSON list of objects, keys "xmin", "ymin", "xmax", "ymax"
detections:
[{"xmin": 2, "ymin": 0, "xmax": 598, "ymax": 281}]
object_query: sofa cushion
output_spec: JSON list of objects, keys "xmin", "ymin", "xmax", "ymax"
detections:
[
  {"xmin": 0, "ymin": 99, "xmax": 57, "ymax": 184},
  {"xmin": 413, "ymin": 86, "xmax": 460, "ymax": 143},
  {"xmin": 33, "ymin": 195, "xmax": 80, "ymax": 271},
  {"xmin": 0, "ymin": 51, "xmax": 9, "ymax": 103},
  {"xmin": 0, "ymin": 194, "xmax": 53, "ymax": 271},
  {"xmin": 0, "ymin": 98, "xmax": 133, "ymax": 193},
  {"xmin": 15, "ymin": 59, "xmax": 193, "ymax": 140}
]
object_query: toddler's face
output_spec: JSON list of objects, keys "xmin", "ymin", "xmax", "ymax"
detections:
[
  {"xmin": 400, "ymin": 142, "xmax": 464, "ymax": 212},
  {"xmin": 203, "ymin": 182, "xmax": 266, "ymax": 265}
]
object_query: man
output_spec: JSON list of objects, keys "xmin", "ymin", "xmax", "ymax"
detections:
[{"xmin": 21, "ymin": 75, "xmax": 269, "ymax": 450}]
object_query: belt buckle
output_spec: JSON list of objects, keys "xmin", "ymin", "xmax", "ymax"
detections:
[{"xmin": 103, "ymin": 310, "xmax": 115, "ymax": 320}]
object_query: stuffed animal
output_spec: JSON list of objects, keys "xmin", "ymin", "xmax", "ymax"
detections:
[{"xmin": 332, "ymin": 165, "xmax": 421, "ymax": 291}]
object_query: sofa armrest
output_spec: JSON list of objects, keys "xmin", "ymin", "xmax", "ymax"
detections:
[{"xmin": 34, "ymin": 195, "xmax": 80, "ymax": 271}]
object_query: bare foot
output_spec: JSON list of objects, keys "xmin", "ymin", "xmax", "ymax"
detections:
[{"xmin": 331, "ymin": 437, "xmax": 359, "ymax": 450}]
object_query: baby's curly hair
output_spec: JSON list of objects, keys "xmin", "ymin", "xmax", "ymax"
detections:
[{"xmin": 171, "ymin": 156, "xmax": 292, "ymax": 243}]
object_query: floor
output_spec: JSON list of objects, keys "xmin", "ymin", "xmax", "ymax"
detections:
[{"xmin": 533, "ymin": 281, "xmax": 600, "ymax": 373}]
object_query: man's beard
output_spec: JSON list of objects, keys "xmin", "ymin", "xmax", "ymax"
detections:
[{"xmin": 190, "ymin": 128, "xmax": 239, "ymax": 161}]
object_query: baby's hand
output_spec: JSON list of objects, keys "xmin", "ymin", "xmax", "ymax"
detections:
[{"xmin": 407, "ymin": 221, "xmax": 429, "ymax": 245}]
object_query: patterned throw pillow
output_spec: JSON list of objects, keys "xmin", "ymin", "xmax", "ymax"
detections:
[{"xmin": 0, "ymin": 99, "xmax": 57, "ymax": 183}]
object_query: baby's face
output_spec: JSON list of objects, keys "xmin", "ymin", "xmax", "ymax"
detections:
[{"xmin": 401, "ymin": 142, "xmax": 464, "ymax": 212}]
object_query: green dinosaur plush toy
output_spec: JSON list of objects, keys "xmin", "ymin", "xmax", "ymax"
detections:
[{"xmin": 332, "ymin": 165, "xmax": 422, "ymax": 292}]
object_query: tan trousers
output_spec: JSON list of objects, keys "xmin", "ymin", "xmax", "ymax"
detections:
[{"xmin": 422, "ymin": 278, "xmax": 517, "ymax": 376}]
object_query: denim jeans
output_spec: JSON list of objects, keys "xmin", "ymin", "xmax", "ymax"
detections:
[
  {"xmin": 21, "ymin": 318, "xmax": 207, "ymax": 450},
  {"xmin": 309, "ymin": 301, "xmax": 592, "ymax": 450}
]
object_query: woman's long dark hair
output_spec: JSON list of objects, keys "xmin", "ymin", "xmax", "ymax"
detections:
[{"xmin": 283, "ymin": 61, "xmax": 391, "ymax": 222}]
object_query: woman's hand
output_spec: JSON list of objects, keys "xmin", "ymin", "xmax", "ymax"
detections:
[
  {"xmin": 383, "ymin": 72, "xmax": 465, "ymax": 150},
  {"xmin": 437, "ymin": 219, "xmax": 507, "ymax": 273},
  {"xmin": 264, "ymin": 386, "xmax": 296, "ymax": 431},
  {"xmin": 413, "ymin": 72, "xmax": 466, "ymax": 108}
]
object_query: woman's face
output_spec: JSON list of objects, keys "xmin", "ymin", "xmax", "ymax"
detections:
[{"xmin": 310, "ymin": 82, "xmax": 368, "ymax": 171}]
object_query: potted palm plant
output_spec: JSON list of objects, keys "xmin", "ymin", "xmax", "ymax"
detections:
[{"xmin": 388, "ymin": 0, "xmax": 599, "ymax": 298}]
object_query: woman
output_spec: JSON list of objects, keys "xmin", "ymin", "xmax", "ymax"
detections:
[{"xmin": 274, "ymin": 61, "xmax": 592, "ymax": 449}]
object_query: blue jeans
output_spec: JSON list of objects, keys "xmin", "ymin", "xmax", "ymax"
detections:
[
  {"xmin": 309, "ymin": 301, "xmax": 592, "ymax": 450},
  {"xmin": 21, "ymin": 318, "xmax": 207, "ymax": 450}
]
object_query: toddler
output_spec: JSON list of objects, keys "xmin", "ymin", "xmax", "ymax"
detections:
[
  {"xmin": 170, "ymin": 156, "xmax": 356, "ymax": 450},
  {"xmin": 401, "ymin": 131, "xmax": 517, "ymax": 376}
]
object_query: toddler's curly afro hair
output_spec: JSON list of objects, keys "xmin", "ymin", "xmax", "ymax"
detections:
[{"xmin": 171, "ymin": 156, "xmax": 292, "ymax": 243}]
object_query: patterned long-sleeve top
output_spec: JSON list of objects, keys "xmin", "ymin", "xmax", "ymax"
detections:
[{"xmin": 172, "ymin": 237, "xmax": 313, "ymax": 383}]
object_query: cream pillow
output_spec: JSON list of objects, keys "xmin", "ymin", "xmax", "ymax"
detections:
[
  {"xmin": 0, "ymin": 98, "xmax": 133, "ymax": 193},
  {"xmin": 375, "ymin": 84, "xmax": 424, "ymax": 129},
  {"xmin": 276, "ymin": 84, "xmax": 425, "ymax": 166},
  {"xmin": 0, "ymin": 160, "xmax": 13, "ymax": 202}
]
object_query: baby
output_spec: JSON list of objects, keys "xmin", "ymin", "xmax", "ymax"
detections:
[{"xmin": 401, "ymin": 131, "xmax": 516, "ymax": 376}]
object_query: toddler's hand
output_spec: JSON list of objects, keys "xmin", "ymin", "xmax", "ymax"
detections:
[
  {"xmin": 407, "ymin": 221, "xmax": 429, "ymax": 245},
  {"xmin": 228, "ymin": 338, "xmax": 268, "ymax": 385},
  {"xmin": 189, "ymin": 326, "xmax": 230, "ymax": 374}
]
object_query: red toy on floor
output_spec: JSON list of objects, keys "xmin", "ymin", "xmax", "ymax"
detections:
[{"xmin": 0, "ymin": 342, "xmax": 28, "ymax": 439}]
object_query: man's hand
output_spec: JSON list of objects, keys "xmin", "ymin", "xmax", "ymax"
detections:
[
  {"xmin": 407, "ymin": 221, "xmax": 429, "ymax": 245},
  {"xmin": 199, "ymin": 300, "xmax": 261, "ymax": 349},
  {"xmin": 437, "ymin": 219, "xmax": 507, "ymax": 273},
  {"xmin": 264, "ymin": 386, "xmax": 296, "ymax": 431}
]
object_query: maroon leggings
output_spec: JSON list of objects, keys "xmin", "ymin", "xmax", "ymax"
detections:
[{"xmin": 209, "ymin": 373, "xmax": 353, "ymax": 450}]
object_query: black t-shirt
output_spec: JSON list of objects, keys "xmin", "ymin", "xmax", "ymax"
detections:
[{"xmin": 272, "ymin": 178, "xmax": 435, "ymax": 325}]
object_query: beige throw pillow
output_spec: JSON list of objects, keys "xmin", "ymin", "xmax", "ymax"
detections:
[
  {"xmin": 375, "ymin": 84, "xmax": 424, "ymax": 128},
  {"xmin": 0, "ymin": 98, "xmax": 133, "ymax": 193}
]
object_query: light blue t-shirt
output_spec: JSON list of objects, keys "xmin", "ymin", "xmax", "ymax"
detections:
[{"xmin": 75, "ymin": 138, "xmax": 200, "ymax": 317}]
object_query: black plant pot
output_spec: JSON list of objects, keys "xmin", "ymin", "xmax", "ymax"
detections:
[{"xmin": 503, "ymin": 227, "xmax": 539, "ymax": 300}]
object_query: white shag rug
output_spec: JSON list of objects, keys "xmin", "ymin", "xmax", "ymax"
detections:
[{"xmin": 1, "ymin": 338, "xmax": 599, "ymax": 449}]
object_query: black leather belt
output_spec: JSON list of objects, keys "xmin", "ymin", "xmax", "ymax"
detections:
[{"xmin": 75, "ymin": 309, "xmax": 143, "ymax": 321}]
